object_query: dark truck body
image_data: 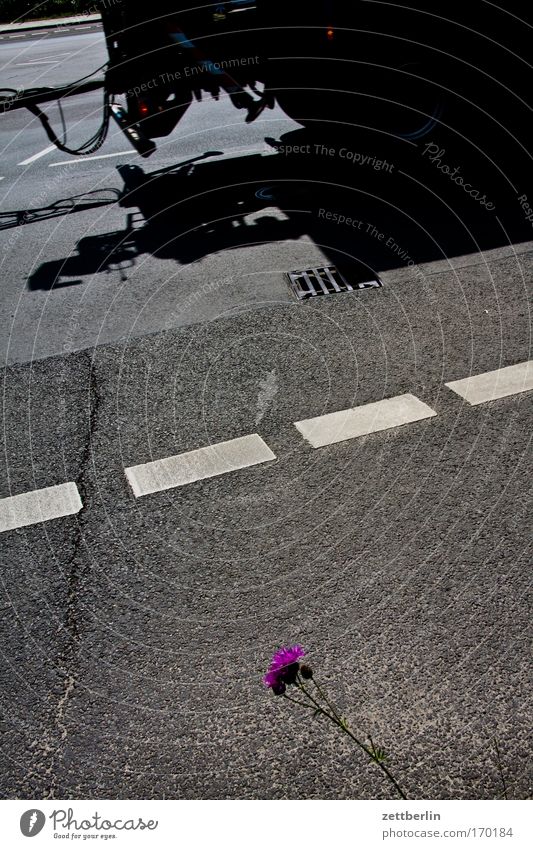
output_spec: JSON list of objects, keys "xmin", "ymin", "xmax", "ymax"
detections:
[
  {"xmin": 1, "ymin": 2, "xmax": 528, "ymax": 184},
  {"xmin": 101, "ymin": 1, "xmax": 531, "ymax": 160},
  {"xmin": 103, "ymin": 1, "xmax": 266, "ymax": 137}
]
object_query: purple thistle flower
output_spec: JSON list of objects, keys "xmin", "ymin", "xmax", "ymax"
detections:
[
  {"xmin": 263, "ymin": 669, "xmax": 286, "ymax": 695},
  {"xmin": 263, "ymin": 645, "xmax": 306, "ymax": 694}
]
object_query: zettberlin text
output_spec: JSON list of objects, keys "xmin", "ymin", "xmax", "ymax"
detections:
[{"xmin": 382, "ymin": 810, "xmax": 441, "ymax": 820}]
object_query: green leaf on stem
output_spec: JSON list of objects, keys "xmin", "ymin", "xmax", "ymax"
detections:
[
  {"xmin": 368, "ymin": 736, "xmax": 388, "ymax": 763},
  {"xmin": 372, "ymin": 748, "xmax": 388, "ymax": 764}
]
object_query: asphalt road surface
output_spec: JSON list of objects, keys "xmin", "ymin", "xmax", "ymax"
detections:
[{"xmin": 0, "ymin": 26, "xmax": 531, "ymax": 800}]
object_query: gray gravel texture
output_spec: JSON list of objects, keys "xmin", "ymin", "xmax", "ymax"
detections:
[{"xmin": 0, "ymin": 250, "xmax": 531, "ymax": 800}]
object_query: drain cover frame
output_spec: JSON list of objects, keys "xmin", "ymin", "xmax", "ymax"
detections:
[{"xmin": 286, "ymin": 265, "xmax": 382, "ymax": 300}]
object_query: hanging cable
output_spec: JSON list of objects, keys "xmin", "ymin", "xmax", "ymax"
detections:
[
  {"xmin": 0, "ymin": 62, "xmax": 109, "ymax": 102},
  {"xmin": 2, "ymin": 62, "xmax": 111, "ymax": 156},
  {"xmin": 28, "ymin": 85, "xmax": 110, "ymax": 156},
  {"xmin": 57, "ymin": 97, "xmax": 67, "ymax": 146}
]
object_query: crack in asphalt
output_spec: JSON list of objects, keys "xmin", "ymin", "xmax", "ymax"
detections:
[{"xmin": 43, "ymin": 353, "xmax": 101, "ymax": 799}]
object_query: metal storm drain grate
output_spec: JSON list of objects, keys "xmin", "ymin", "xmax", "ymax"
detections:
[{"xmin": 286, "ymin": 266, "xmax": 382, "ymax": 300}]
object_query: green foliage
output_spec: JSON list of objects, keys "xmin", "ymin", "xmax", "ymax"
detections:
[{"xmin": 368, "ymin": 737, "xmax": 388, "ymax": 765}]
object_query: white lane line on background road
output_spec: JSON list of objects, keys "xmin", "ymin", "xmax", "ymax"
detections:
[
  {"xmin": 16, "ymin": 60, "xmax": 59, "ymax": 66},
  {"xmin": 0, "ymin": 483, "xmax": 83, "ymax": 533},
  {"xmin": 295, "ymin": 394, "xmax": 438, "ymax": 449},
  {"xmin": 49, "ymin": 150, "xmax": 135, "ymax": 166},
  {"xmin": 445, "ymin": 360, "xmax": 533, "ymax": 406},
  {"xmin": 18, "ymin": 144, "xmax": 56, "ymax": 166},
  {"xmin": 16, "ymin": 53, "xmax": 71, "ymax": 66},
  {"xmin": 125, "ymin": 435, "xmax": 277, "ymax": 497}
]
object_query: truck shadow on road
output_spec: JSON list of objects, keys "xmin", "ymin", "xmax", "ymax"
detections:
[
  {"xmin": 0, "ymin": 190, "xmax": 121, "ymax": 234},
  {"xmin": 26, "ymin": 128, "xmax": 533, "ymax": 291}
]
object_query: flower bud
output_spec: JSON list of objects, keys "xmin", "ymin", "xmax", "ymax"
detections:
[
  {"xmin": 300, "ymin": 664, "xmax": 313, "ymax": 679},
  {"xmin": 282, "ymin": 662, "xmax": 299, "ymax": 685}
]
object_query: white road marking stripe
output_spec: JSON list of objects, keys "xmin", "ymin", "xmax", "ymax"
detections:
[
  {"xmin": 19, "ymin": 52, "xmax": 71, "ymax": 62},
  {"xmin": 49, "ymin": 150, "xmax": 134, "ymax": 166},
  {"xmin": 125, "ymin": 434, "xmax": 276, "ymax": 497},
  {"xmin": 18, "ymin": 144, "xmax": 56, "ymax": 166},
  {"xmin": 295, "ymin": 394, "xmax": 437, "ymax": 448},
  {"xmin": 445, "ymin": 360, "xmax": 533, "ymax": 405},
  {"xmin": 0, "ymin": 177, "xmax": 5, "ymax": 181},
  {"xmin": 16, "ymin": 60, "xmax": 59, "ymax": 65},
  {"xmin": 0, "ymin": 483, "xmax": 82, "ymax": 533}
]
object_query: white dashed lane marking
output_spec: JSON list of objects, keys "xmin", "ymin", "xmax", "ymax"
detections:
[
  {"xmin": 1, "ymin": 364, "xmax": 527, "ymax": 514},
  {"xmin": 295, "ymin": 394, "xmax": 437, "ymax": 449},
  {"xmin": 16, "ymin": 52, "xmax": 71, "ymax": 66},
  {"xmin": 445, "ymin": 360, "xmax": 533, "ymax": 405},
  {"xmin": 49, "ymin": 150, "xmax": 135, "ymax": 166},
  {"xmin": 0, "ymin": 483, "xmax": 82, "ymax": 533},
  {"xmin": 125, "ymin": 435, "xmax": 277, "ymax": 498},
  {"xmin": 18, "ymin": 144, "xmax": 56, "ymax": 166},
  {"xmin": 16, "ymin": 60, "xmax": 59, "ymax": 66}
]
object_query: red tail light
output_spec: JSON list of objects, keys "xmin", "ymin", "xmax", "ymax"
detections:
[{"xmin": 326, "ymin": 28, "xmax": 334, "ymax": 41}]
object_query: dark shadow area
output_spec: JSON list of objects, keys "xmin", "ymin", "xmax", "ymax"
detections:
[
  {"xmin": 0, "ymin": 190, "xmax": 121, "ymax": 231},
  {"xmin": 27, "ymin": 124, "xmax": 533, "ymax": 292},
  {"xmin": 27, "ymin": 217, "xmax": 140, "ymax": 289}
]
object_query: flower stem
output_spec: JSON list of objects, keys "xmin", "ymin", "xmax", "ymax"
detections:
[
  {"xmin": 312, "ymin": 678, "xmax": 344, "ymax": 722},
  {"xmin": 295, "ymin": 676, "xmax": 407, "ymax": 800},
  {"xmin": 283, "ymin": 693, "xmax": 319, "ymax": 712}
]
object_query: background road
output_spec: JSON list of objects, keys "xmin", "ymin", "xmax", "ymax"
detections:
[
  {"xmin": 0, "ymin": 26, "xmax": 531, "ymax": 800},
  {"xmin": 0, "ymin": 27, "xmax": 304, "ymax": 365},
  {"xmin": 1, "ymin": 28, "xmax": 532, "ymax": 366}
]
